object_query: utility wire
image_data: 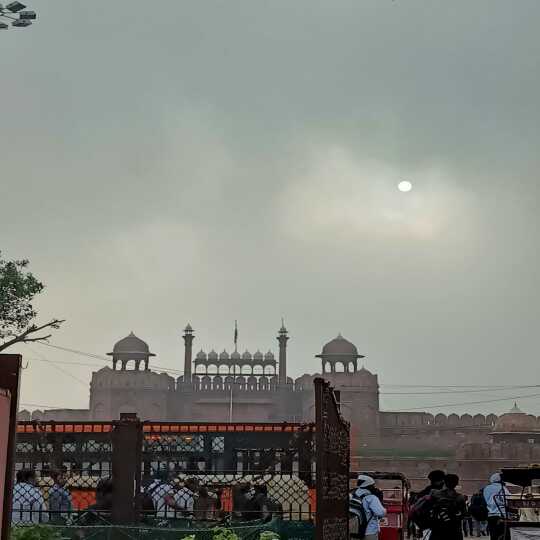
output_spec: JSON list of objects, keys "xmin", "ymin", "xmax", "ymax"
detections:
[
  {"xmin": 29, "ymin": 352, "xmax": 539, "ymax": 396},
  {"xmin": 38, "ymin": 342, "xmax": 184, "ymax": 374},
  {"xmin": 390, "ymin": 391, "xmax": 540, "ymax": 411},
  {"xmin": 20, "ymin": 402, "xmax": 68, "ymax": 410},
  {"xmin": 25, "ymin": 345, "xmax": 88, "ymax": 388},
  {"xmin": 36, "ymin": 342, "xmax": 540, "ymax": 394}
]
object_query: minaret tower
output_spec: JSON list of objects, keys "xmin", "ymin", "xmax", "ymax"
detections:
[
  {"xmin": 277, "ymin": 320, "xmax": 289, "ymax": 384},
  {"xmin": 183, "ymin": 324, "xmax": 194, "ymax": 383}
]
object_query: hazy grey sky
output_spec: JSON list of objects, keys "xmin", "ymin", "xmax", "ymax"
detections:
[{"xmin": 2, "ymin": 0, "xmax": 540, "ymax": 415}]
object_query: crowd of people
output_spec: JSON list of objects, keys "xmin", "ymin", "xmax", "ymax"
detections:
[
  {"xmin": 349, "ymin": 469, "xmax": 511, "ymax": 540},
  {"xmin": 12, "ymin": 468, "xmax": 73, "ymax": 525},
  {"xmin": 10, "ymin": 463, "xmax": 515, "ymax": 539},
  {"xmin": 11, "ymin": 467, "xmax": 282, "ymax": 527},
  {"xmin": 140, "ymin": 470, "xmax": 282, "ymax": 523},
  {"xmin": 407, "ymin": 470, "xmax": 511, "ymax": 540}
]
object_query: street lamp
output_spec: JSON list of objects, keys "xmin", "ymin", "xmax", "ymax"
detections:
[{"xmin": 0, "ymin": 2, "xmax": 37, "ymax": 29}]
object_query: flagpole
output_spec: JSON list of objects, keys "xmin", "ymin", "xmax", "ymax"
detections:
[
  {"xmin": 230, "ymin": 320, "xmax": 238, "ymax": 422},
  {"xmin": 229, "ymin": 383, "xmax": 233, "ymax": 422}
]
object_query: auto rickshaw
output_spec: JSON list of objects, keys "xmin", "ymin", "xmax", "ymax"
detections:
[
  {"xmin": 500, "ymin": 466, "xmax": 540, "ymax": 532},
  {"xmin": 350, "ymin": 471, "xmax": 410, "ymax": 540}
]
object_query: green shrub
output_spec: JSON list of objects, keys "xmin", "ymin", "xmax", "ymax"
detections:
[
  {"xmin": 259, "ymin": 532, "xmax": 280, "ymax": 540},
  {"xmin": 11, "ymin": 526, "xmax": 63, "ymax": 540},
  {"xmin": 211, "ymin": 527, "xmax": 239, "ymax": 540}
]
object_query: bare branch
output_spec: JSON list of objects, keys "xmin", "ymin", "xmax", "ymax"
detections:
[
  {"xmin": 21, "ymin": 334, "xmax": 52, "ymax": 343},
  {"xmin": 0, "ymin": 319, "xmax": 65, "ymax": 352}
]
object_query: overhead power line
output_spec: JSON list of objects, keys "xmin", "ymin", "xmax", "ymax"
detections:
[
  {"xmin": 36, "ymin": 341, "xmax": 540, "ymax": 392},
  {"xmin": 26, "ymin": 346, "xmax": 89, "ymax": 388},
  {"xmin": 38, "ymin": 342, "xmax": 184, "ymax": 374},
  {"xmin": 335, "ymin": 384, "xmax": 540, "ymax": 395},
  {"xmin": 391, "ymin": 391, "xmax": 540, "ymax": 412},
  {"xmin": 20, "ymin": 402, "xmax": 70, "ymax": 410}
]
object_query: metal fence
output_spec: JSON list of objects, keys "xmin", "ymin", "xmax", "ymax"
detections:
[
  {"xmin": 10, "ymin": 379, "xmax": 350, "ymax": 538},
  {"xmin": 12, "ymin": 418, "xmax": 316, "ymax": 527}
]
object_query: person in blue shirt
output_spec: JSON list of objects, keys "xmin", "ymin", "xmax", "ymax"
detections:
[
  {"xmin": 483, "ymin": 473, "xmax": 510, "ymax": 540},
  {"xmin": 48, "ymin": 468, "xmax": 73, "ymax": 523},
  {"xmin": 351, "ymin": 474, "xmax": 387, "ymax": 540}
]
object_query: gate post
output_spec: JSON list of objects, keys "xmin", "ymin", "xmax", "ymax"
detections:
[
  {"xmin": 315, "ymin": 378, "xmax": 350, "ymax": 540},
  {"xmin": 0, "ymin": 355, "xmax": 22, "ymax": 540},
  {"xmin": 112, "ymin": 413, "xmax": 142, "ymax": 524}
]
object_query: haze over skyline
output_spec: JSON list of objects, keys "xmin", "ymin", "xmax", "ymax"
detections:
[{"xmin": 2, "ymin": 0, "xmax": 540, "ymax": 415}]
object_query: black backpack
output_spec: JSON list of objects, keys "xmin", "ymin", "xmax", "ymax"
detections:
[
  {"xmin": 431, "ymin": 493, "xmax": 463, "ymax": 526},
  {"xmin": 409, "ymin": 494, "xmax": 435, "ymax": 530},
  {"xmin": 469, "ymin": 490, "xmax": 488, "ymax": 521},
  {"xmin": 349, "ymin": 494, "xmax": 370, "ymax": 539}
]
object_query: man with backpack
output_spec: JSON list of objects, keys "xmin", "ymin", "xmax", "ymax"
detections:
[
  {"xmin": 409, "ymin": 470, "xmax": 447, "ymax": 537},
  {"xmin": 428, "ymin": 474, "xmax": 467, "ymax": 540},
  {"xmin": 409, "ymin": 473, "xmax": 466, "ymax": 540},
  {"xmin": 482, "ymin": 473, "xmax": 510, "ymax": 540},
  {"xmin": 349, "ymin": 474, "xmax": 387, "ymax": 540}
]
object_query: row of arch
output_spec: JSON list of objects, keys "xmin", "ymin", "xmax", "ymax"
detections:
[
  {"xmin": 194, "ymin": 364, "xmax": 278, "ymax": 376},
  {"xmin": 192, "ymin": 374, "xmax": 293, "ymax": 392},
  {"xmin": 321, "ymin": 360, "xmax": 360, "ymax": 374},
  {"xmin": 195, "ymin": 351, "xmax": 276, "ymax": 363}
]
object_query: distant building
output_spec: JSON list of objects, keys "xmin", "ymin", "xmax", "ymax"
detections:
[{"xmin": 19, "ymin": 325, "xmax": 540, "ymax": 492}]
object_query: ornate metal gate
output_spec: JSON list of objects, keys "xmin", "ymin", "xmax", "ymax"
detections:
[{"xmin": 315, "ymin": 377, "xmax": 350, "ymax": 540}]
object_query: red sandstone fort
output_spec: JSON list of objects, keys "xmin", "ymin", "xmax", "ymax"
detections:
[{"xmin": 19, "ymin": 325, "xmax": 540, "ymax": 492}]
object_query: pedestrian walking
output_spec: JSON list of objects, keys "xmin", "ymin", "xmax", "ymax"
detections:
[
  {"xmin": 469, "ymin": 490, "xmax": 488, "ymax": 537},
  {"xmin": 462, "ymin": 496, "xmax": 473, "ymax": 537},
  {"xmin": 429, "ymin": 474, "xmax": 466, "ymax": 540},
  {"xmin": 483, "ymin": 473, "xmax": 510, "ymax": 540},
  {"xmin": 350, "ymin": 474, "xmax": 387, "ymax": 540}
]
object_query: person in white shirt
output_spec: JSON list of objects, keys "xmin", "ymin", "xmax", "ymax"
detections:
[
  {"xmin": 483, "ymin": 473, "xmax": 510, "ymax": 540},
  {"xmin": 12, "ymin": 470, "xmax": 48, "ymax": 525},
  {"xmin": 145, "ymin": 472, "xmax": 177, "ymax": 519},
  {"xmin": 350, "ymin": 474, "xmax": 387, "ymax": 540},
  {"xmin": 174, "ymin": 478, "xmax": 199, "ymax": 517}
]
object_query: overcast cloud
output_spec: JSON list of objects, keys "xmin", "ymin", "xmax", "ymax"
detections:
[{"xmin": 1, "ymin": 0, "xmax": 540, "ymax": 415}]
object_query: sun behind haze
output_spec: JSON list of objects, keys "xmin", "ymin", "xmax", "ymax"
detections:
[{"xmin": 1, "ymin": 0, "xmax": 539, "ymax": 415}]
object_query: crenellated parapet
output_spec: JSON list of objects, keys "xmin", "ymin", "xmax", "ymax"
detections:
[
  {"xmin": 91, "ymin": 366, "xmax": 175, "ymax": 391},
  {"xmin": 380, "ymin": 411, "xmax": 499, "ymax": 429}
]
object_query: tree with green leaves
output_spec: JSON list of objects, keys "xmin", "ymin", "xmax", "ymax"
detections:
[{"xmin": 0, "ymin": 251, "xmax": 64, "ymax": 352}]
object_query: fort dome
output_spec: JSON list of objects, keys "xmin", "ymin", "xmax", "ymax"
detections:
[
  {"xmin": 108, "ymin": 332, "xmax": 155, "ymax": 357},
  {"xmin": 317, "ymin": 334, "xmax": 363, "ymax": 358},
  {"xmin": 494, "ymin": 403, "xmax": 537, "ymax": 433}
]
